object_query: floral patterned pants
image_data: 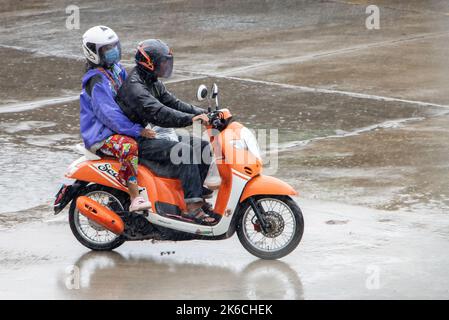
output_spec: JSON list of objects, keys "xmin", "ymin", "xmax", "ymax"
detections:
[{"xmin": 99, "ymin": 135, "xmax": 139, "ymax": 186}]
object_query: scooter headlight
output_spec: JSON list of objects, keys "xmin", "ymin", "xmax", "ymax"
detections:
[{"xmin": 230, "ymin": 127, "xmax": 262, "ymax": 160}]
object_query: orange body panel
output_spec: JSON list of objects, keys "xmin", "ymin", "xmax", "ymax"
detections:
[
  {"xmin": 138, "ymin": 165, "xmax": 186, "ymax": 212},
  {"xmin": 213, "ymin": 162, "xmax": 232, "ymax": 216},
  {"xmin": 225, "ymin": 145, "xmax": 262, "ymax": 178},
  {"xmin": 213, "ymin": 121, "xmax": 244, "ymax": 215},
  {"xmin": 218, "ymin": 121, "xmax": 262, "ymax": 177},
  {"xmin": 212, "ymin": 120, "xmax": 263, "ymax": 214},
  {"xmin": 220, "ymin": 108, "xmax": 232, "ymax": 120},
  {"xmin": 76, "ymin": 196, "xmax": 125, "ymax": 234},
  {"xmin": 67, "ymin": 158, "xmax": 128, "ymax": 192},
  {"xmin": 68, "ymin": 158, "xmax": 186, "ymax": 212},
  {"xmin": 240, "ymin": 175, "xmax": 297, "ymax": 202}
]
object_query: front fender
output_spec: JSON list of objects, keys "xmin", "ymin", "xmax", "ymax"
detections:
[
  {"xmin": 225, "ymin": 175, "xmax": 297, "ymax": 238},
  {"xmin": 239, "ymin": 175, "xmax": 297, "ymax": 202}
]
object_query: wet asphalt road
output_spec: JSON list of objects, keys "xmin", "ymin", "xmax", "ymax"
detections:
[{"xmin": 1, "ymin": 0, "xmax": 449, "ymax": 299}]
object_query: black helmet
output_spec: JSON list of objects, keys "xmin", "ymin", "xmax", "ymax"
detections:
[{"xmin": 135, "ymin": 39, "xmax": 174, "ymax": 79}]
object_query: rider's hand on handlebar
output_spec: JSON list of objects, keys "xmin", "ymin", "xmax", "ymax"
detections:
[
  {"xmin": 192, "ymin": 114, "xmax": 209, "ymax": 125},
  {"xmin": 140, "ymin": 128, "xmax": 156, "ymax": 139}
]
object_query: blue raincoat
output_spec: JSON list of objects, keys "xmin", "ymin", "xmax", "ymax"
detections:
[{"xmin": 79, "ymin": 63, "xmax": 143, "ymax": 149}]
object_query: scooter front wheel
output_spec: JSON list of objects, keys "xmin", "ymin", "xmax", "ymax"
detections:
[{"xmin": 236, "ymin": 195, "xmax": 304, "ymax": 260}]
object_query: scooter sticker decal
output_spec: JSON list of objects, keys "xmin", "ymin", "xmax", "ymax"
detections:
[
  {"xmin": 89, "ymin": 163, "xmax": 122, "ymax": 188},
  {"xmin": 97, "ymin": 163, "xmax": 119, "ymax": 179}
]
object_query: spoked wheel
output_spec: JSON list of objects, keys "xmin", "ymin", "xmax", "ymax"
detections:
[
  {"xmin": 69, "ymin": 184, "xmax": 128, "ymax": 251},
  {"xmin": 237, "ymin": 196, "xmax": 304, "ymax": 260}
]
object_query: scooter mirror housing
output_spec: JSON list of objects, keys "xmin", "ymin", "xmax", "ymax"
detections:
[
  {"xmin": 211, "ymin": 83, "xmax": 219, "ymax": 99},
  {"xmin": 197, "ymin": 84, "xmax": 208, "ymax": 101},
  {"xmin": 211, "ymin": 83, "xmax": 219, "ymax": 110}
]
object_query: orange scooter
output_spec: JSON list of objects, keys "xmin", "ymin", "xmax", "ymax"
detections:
[{"xmin": 54, "ymin": 84, "xmax": 304, "ymax": 259}]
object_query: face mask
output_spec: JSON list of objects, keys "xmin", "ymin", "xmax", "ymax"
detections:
[{"xmin": 103, "ymin": 46, "xmax": 120, "ymax": 66}]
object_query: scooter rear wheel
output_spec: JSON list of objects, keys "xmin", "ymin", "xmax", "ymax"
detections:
[
  {"xmin": 69, "ymin": 184, "xmax": 128, "ymax": 251},
  {"xmin": 236, "ymin": 195, "xmax": 304, "ymax": 260}
]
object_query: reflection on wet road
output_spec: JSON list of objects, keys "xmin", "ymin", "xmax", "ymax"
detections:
[{"xmin": 58, "ymin": 251, "xmax": 303, "ymax": 300}]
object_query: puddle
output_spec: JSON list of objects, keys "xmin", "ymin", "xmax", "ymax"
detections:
[
  {"xmin": 0, "ymin": 121, "xmax": 56, "ymax": 133},
  {"xmin": 0, "ymin": 138, "xmax": 77, "ymax": 215}
]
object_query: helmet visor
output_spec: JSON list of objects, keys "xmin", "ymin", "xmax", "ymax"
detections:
[{"xmin": 155, "ymin": 55, "xmax": 173, "ymax": 78}]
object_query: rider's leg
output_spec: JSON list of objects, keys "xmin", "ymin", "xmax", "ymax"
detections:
[
  {"xmin": 179, "ymin": 136, "xmax": 213, "ymax": 197},
  {"xmin": 138, "ymin": 137, "xmax": 203, "ymax": 203},
  {"xmin": 188, "ymin": 136, "xmax": 212, "ymax": 185},
  {"xmin": 180, "ymin": 136, "xmax": 218, "ymax": 224},
  {"xmin": 138, "ymin": 137, "xmax": 215, "ymax": 223},
  {"xmin": 192, "ymin": 136, "xmax": 214, "ymax": 198},
  {"xmin": 169, "ymin": 138, "xmax": 205, "ymax": 205}
]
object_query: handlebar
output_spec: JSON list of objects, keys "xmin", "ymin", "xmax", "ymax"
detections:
[{"xmin": 205, "ymin": 110, "xmax": 230, "ymax": 131}]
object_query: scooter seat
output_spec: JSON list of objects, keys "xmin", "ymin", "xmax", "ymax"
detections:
[{"xmin": 75, "ymin": 144, "xmax": 101, "ymax": 160}]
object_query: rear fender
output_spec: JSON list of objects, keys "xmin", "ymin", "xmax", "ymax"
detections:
[{"xmin": 53, "ymin": 180, "xmax": 88, "ymax": 214}]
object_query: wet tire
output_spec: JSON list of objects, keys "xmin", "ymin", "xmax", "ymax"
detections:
[
  {"xmin": 69, "ymin": 184, "xmax": 128, "ymax": 251},
  {"xmin": 236, "ymin": 195, "xmax": 304, "ymax": 260}
]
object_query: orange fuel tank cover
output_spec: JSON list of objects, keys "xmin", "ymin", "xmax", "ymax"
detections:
[{"xmin": 76, "ymin": 196, "xmax": 125, "ymax": 235}]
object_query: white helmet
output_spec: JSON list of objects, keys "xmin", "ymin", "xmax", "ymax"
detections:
[{"xmin": 82, "ymin": 26, "xmax": 121, "ymax": 66}]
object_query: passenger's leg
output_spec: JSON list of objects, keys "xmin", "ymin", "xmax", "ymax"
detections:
[{"xmin": 99, "ymin": 135, "xmax": 151, "ymax": 211}]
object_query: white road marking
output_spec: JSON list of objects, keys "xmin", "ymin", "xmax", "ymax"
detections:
[
  {"xmin": 0, "ymin": 76, "xmax": 205, "ymax": 115},
  {"xmin": 213, "ymin": 31, "xmax": 449, "ymax": 76},
  {"xmin": 2, "ymin": 71, "xmax": 447, "ymax": 114},
  {"xmin": 267, "ymin": 116, "xmax": 428, "ymax": 154},
  {"xmin": 217, "ymin": 76, "xmax": 449, "ymax": 109},
  {"xmin": 3, "ymin": 30, "xmax": 449, "ymax": 113},
  {"xmin": 174, "ymin": 69, "xmax": 449, "ymax": 110},
  {"xmin": 0, "ymin": 95, "xmax": 79, "ymax": 113},
  {"xmin": 0, "ymin": 44, "xmax": 82, "ymax": 60}
]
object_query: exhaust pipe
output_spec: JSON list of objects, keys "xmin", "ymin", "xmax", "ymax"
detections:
[{"xmin": 76, "ymin": 196, "xmax": 125, "ymax": 235}]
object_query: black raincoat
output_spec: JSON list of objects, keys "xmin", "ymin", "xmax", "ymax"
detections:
[
  {"xmin": 116, "ymin": 67, "xmax": 204, "ymax": 128},
  {"xmin": 116, "ymin": 67, "xmax": 210, "ymax": 203}
]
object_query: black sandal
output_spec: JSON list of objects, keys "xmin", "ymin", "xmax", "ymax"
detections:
[
  {"xmin": 182, "ymin": 207, "xmax": 217, "ymax": 226},
  {"xmin": 202, "ymin": 187, "xmax": 214, "ymax": 199},
  {"xmin": 201, "ymin": 202, "xmax": 222, "ymax": 222}
]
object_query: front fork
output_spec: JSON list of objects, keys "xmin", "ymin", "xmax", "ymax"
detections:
[{"xmin": 248, "ymin": 196, "xmax": 270, "ymax": 233}]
